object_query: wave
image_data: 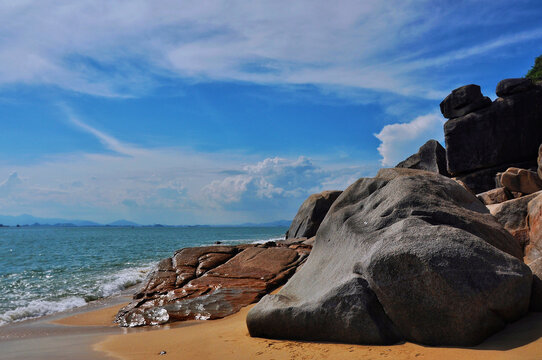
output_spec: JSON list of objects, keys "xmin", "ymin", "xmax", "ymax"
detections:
[
  {"xmin": 97, "ymin": 264, "xmax": 152, "ymax": 298},
  {"xmin": 0, "ymin": 264, "xmax": 153, "ymax": 326},
  {"xmin": 250, "ymin": 236, "xmax": 285, "ymax": 244},
  {"xmin": 0, "ymin": 296, "xmax": 87, "ymax": 326}
]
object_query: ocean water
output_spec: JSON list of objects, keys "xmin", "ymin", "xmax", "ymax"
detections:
[{"xmin": 0, "ymin": 226, "xmax": 287, "ymax": 326}]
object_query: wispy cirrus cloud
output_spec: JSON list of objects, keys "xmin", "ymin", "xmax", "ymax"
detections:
[
  {"xmin": 0, "ymin": 113, "xmax": 373, "ymax": 224},
  {"xmin": 0, "ymin": 1, "xmax": 541, "ymax": 99}
]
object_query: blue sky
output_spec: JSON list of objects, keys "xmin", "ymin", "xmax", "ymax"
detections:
[{"xmin": 0, "ymin": 0, "xmax": 541, "ymax": 224}]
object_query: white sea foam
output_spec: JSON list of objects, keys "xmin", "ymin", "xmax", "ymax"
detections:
[
  {"xmin": 250, "ymin": 236, "xmax": 285, "ymax": 244},
  {"xmin": 0, "ymin": 297, "xmax": 87, "ymax": 326},
  {"xmin": 98, "ymin": 265, "xmax": 153, "ymax": 298}
]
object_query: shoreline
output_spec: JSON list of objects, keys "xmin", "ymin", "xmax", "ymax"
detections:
[{"xmin": 2, "ymin": 290, "xmax": 542, "ymax": 359}]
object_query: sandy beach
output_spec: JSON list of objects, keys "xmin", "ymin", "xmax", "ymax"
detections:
[{"xmin": 1, "ymin": 293, "xmax": 542, "ymax": 359}]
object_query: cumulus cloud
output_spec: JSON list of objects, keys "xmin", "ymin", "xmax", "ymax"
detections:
[
  {"xmin": 0, "ymin": 116, "xmax": 375, "ymax": 224},
  {"xmin": 374, "ymin": 113, "xmax": 445, "ymax": 166},
  {"xmin": 203, "ymin": 157, "xmax": 327, "ymax": 207},
  {"xmin": 0, "ymin": 1, "xmax": 540, "ymax": 98}
]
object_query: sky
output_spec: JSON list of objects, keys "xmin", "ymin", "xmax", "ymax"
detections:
[{"xmin": 0, "ymin": 0, "xmax": 541, "ymax": 225}]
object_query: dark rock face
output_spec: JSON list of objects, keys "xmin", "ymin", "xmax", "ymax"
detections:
[
  {"xmin": 440, "ymin": 84, "xmax": 492, "ymax": 119},
  {"xmin": 396, "ymin": 139, "xmax": 449, "ymax": 176},
  {"xmin": 487, "ymin": 191, "xmax": 542, "ymax": 253},
  {"xmin": 496, "ymin": 78, "xmax": 535, "ymax": 97},
  {"xmin": 538, "ymin": 144, "xmax": 542, "ymax": 180},
  {"xmin": 444, "ymin": 86, "xmax": 542, "ymax": 182},
  {"xmin": 526, "ymin": 193, "xmax": 542, "ymax": 263},
  {"xmin": 501, "ymin": 168, "xmax": 542, "ymax": 195},
  {"xmin": 454, "ymin": 160, "xmax": 537, "ymax": 194},
  {"xmin": 116, "ymin": 240, "xmax": 311, "ymax": 327},
  {"xmin": 285, "ymin": 190, "xmax": 342, "ymax": 239},
  {"xmin": 247, "ymin": 169, "xmax": 531, "ymax": 346}
]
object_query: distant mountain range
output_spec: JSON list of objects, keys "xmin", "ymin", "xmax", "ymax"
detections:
[{"xmin": 0, "ymin": 214, "xmax": 291, "ymax": 228}]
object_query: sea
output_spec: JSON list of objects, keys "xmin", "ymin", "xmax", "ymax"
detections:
[{"xmin": 0, "ymin": 226, "xmax": 287, "ymax": 326}]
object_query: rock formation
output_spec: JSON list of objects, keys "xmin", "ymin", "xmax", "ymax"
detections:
[
  {"xmin": 441, "ymin": 79, "xmax": 542, "ymax": 193},
  {"xmin": 477, "ymin": 187, "xmax": 515, "ymax": 205},
  {"xmin": 395, "ymin": 139, "xmax": 449, "ymax": 176},
  {"xmin": 526, "ymin": 193, "xmax": 542, "ymax": 263},
  {"xmin": 247, "ymin": 169, "xmax": 531, "ymax": 346},
  {"xmin": 285, "ymin": 190, "xmax": 342, "ymax": 239},
  {"xmin": 116, "ymin": 240, "xmax": 311, "ymax": 327},
  {"xmin": 500, "ymin": 168, "xmax": 542, "ymax": 195},
  {"xmin": 487, "ymin": 191, "xmax": 542, "ymax": 251},
  {"xmin": 439, "ymin": 84, "xmax": 491, "ymax": 119}
]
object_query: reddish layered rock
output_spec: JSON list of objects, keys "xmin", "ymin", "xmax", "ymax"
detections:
[
  {"xmin": 487, "ymin": 191, "xmax": 542, "ymax": 252},
  {"xmin": 477, "ymin": 187, "xmax": 513, "ymax": 205},
  {"xmin": 501, "ymin": 167, "xmax": 542, "ymax": 195},
  {"xmin": 116, "ymin": 240, "xmax": 311, "ymax": 327},
  {"xmin": 526, "ymin": 193, "xmax": 542, "ymax": 263}
]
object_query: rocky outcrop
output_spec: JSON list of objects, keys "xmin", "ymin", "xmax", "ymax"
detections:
[
  {"xmin": 487, "ymin": 191, "xmax": 542, "ymax": 253},
  {"xmin": 396, "ymin": 139, "xmax": 449, "ymax": 176},
  {"xmin": 285, "ymin": 190, "xmax": 342, "ymax": 239},
  {"xmin": 247, "ymin": 169, "xmax": 531, "ymax": 346},
  {"xmin": 440, "ymin": 84, "xmax": 491, "ymax": 119},
  {"xmin": 526, "ymin": 193, "xmax": 542, "ymax": 263},
  {"xmin": 496, "ymin": 78, "xmax": 535, "ymax": 97},
  {"xmin": 477, "ymin": 187, "xmax": 513, "ymax": 205},
  {"xmin": 442, "ymin": 80, "xmax": 542, "ymax": 193},
  {"xmin": 501, "ymin": 167, "xmax": 542, "ymax": 195},
  {"xmin": 538, "ymin": 144, "xmax": 542, "ymax": 180},
  {"xmin": 116, "ymin": 240, "xmax": 311, "ymax": 327},
  {"xmin": 528, "ymin": 257, "xmax": 542, "ymax": 311}
]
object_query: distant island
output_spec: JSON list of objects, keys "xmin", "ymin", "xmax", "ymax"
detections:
[{"xmin": 0, "ymin": 213, "xmax": 290, "ymax": 228}]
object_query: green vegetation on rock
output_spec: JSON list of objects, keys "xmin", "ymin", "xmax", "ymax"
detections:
[{"xmin": 526, "ymin": 55, "xmax": 542, "ymax": 81}]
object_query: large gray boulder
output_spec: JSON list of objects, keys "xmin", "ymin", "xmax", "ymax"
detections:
[
  {"xmin": 247, "ymin": 168, "xmax": 531, "ymax": 346},
  {"xmin": 396, "ymin": 139, "xmax": 450, "ymax": 176},
  {"xmin": 285, "ymin": 190, "xmax": 342, "ymax": 239}
]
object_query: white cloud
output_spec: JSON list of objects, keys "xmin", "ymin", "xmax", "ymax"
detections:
[
  {"xmin": 0, "ymin": 116, "xmax": 374, "ymax": 224},
  {"xmin": 0, "ymin": 1, "xmax": 540, "ymax": 99},
  {"xmin": 203, "ymin": 157, "xmax": 327, "ymax": 207},
  {"xmin": 374, "ymin": 113, "xmax": 445, "ymax": 166},
  {"xmin": 0, "ymin": 172, "xmax": 22, "ymax": 196}
]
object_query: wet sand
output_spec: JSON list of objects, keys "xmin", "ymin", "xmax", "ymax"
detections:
[
  {"xmin": 3, "ymin": 297, "xmax": 542, "ymax": 360},
  {"xmin": 0, "ymin": 296, "xmax": 131, "ymax": 360}
]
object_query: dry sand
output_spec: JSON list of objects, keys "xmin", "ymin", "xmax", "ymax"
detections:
[{"xmin": 92, "ymin": 304, "xmax": 542, "ymax": 360}]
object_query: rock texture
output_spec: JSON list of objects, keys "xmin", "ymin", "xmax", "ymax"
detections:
[
  {"xmin": 477, "ymin": 187, "xmax": 512, "ymax": 205},
  {"xmin": 526, "ymin": 193, "xmax": 542, "ymax": 263},
  {"xmin": 440, "ymin": 84, "xmax": 491, "ymax": 119},
  {"xmin": 442, "ymin": 83, "xmax": 542, "ymax": 192},
  {"xmin": 496, "ymin": 78, "xmax": 535, "ymax": 97},
  {"xmin": 528, "ymin": 257, "xmax": 542, "ymax": 311},
  {"xmin": 285, "ymin": 190, "xmax": 342, "ymax": 239},
  {"xmin": 396, "ymin": 139, "xmax": 450, "ymax": 176},
  {"xmin": 487, "ymin": 191, "xmax": 542, "ymax": 253},
  {"xmin": 247, "ymin": 169, "xmax": 531, "ymax": 346},
  {"xmin": 501, "ymin": 167, "xmax": 542, "ymax": 195},
  {"xmin": 538, "ymin": 144, "xmax": 542, "ymax": 180},
  {"xmin": 116, "ymin": 240, "xmax": 311, "ymax": 327}
]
